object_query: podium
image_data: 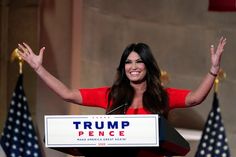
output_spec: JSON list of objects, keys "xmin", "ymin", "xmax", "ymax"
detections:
[{"xmin": 45, "ymin": 115, "xmax": 190, "ymax": 157}]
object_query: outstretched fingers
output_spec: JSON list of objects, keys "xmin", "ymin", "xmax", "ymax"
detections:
[
  {"xmin": 210, "ymin": 37, "xmax": 227, "ymax": 70},
  {"xmin": 18, "ymin": 43, "xmax": 27, "ymax": 53},
  {"xmin": 18, "ymin": 43, "xmax": 29, "ymax": 59},
  {"xmin": 18, "ymin": 50, "xmax": 27, "ymax": 60},
  {"xmin": 216, "ymin": 37, "xmax": 226, "ymax": 55},
  {"xmin": 22, "ymin": 42, "xmax": 34, "ymax": 54},
  {"xmin": 210, "ymin": 37, "xmax": 226, "ymax": 56}
]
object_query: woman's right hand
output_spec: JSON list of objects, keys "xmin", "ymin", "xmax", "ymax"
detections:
[
  {"xmin": 18, "ymin": 42, "xmax": 82, "ymax": 104},
  {"xmin": 18, "ymin": 42, "xmax": 45, "ymax": 72}
]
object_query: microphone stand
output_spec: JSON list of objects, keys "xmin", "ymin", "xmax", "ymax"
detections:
[{"xmin": 106, "ymin": 103, "xmax": 128, "ymax": 115}]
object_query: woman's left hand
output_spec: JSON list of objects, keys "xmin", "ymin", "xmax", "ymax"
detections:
[{"xmin": 210, "ymin": 37, "xmax": 227, "ymax": 74}]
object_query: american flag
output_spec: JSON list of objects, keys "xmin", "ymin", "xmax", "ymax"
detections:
[
  {"xmin": 195, "ymin": 92, "xmax": 231, "ymax": 157},
  {"xmin": 0, "ymin": 74, "xmax": 42, "ymax": 157}
]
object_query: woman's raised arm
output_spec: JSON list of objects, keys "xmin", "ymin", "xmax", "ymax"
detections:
[
  {"xmin": 18, "ymin": 43, "xmax": 83, "ymax": 105},
  {"xmin": 185, "ymin": 37, "xmax": 226, "ymax": 106}
]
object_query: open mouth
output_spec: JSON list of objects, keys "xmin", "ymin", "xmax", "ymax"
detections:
[{"xmin": 130, "ymin": 71, "xmax": 140, "ymax": 75}]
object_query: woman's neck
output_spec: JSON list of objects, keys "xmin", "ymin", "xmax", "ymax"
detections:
[
  {"xmin": 129, "ymin": 81, "xmax": 146, "ymax": 108},
  {"xmin": 130, "ymin": 81, "xmax": 147, "ymax": 95}
]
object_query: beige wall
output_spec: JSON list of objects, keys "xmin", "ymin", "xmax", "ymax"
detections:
[
  {"xmin": 1, "ymin": 0, "xmax": 236, "ymax": 156},
  {"xmin": 37, "ymin": 0, "xmax": 72, "ymax": 156}
]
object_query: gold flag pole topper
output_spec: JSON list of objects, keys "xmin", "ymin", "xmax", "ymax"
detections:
[
  {"xmin": 214, "ymin": 69, "xmax": 226, "ymax": 93},
  {"xmin": 11, "ymin": 48, "xmax": 23, "ymax": 74},
  {"xmin": 161, "ymin": 70, "xmax": 170, "ymax": 86}
]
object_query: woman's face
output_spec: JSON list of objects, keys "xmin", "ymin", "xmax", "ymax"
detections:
[{"xmin": 125, "ymin": 51, "xmax": 147, "ymax": 83}]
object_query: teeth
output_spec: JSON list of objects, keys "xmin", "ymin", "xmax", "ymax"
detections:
[{"xmin": 131, "ymin": 71, "xmax": 139, "ymax": 75}]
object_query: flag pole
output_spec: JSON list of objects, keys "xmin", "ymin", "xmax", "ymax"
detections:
[
  {"xmin": 214, "ymin": 69, "xmax": 226, "ymax": 93},
  {"xmin": 10, "ymin": 48, "xmax": 23, "ymax": 74}
]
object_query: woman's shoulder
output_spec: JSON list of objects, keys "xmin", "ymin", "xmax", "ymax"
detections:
[
  {"xmin": 80, "ymin": 86, "xmax": 110, "ymax": 90},
  {"xmin": 165, "ymin": 87, "xmax": 190, "ymax": 93},
  {"xmin": 79, "ymin": 86, "xmax": 111, "ymax": 96}
]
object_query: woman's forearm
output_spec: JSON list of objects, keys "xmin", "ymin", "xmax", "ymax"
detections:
[
  {"xmin": 35, "ymin": 65, "xmax": 82, "ymax": 104},
  {"xmin": 186, "ymin": 71, "xmax": 217, "ymax": 106}
]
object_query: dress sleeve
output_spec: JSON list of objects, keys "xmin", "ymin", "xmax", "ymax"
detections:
[
  {"xmin": 166, "ymin": 88, "xmax": 191, "ymax": 110},
  {"xmin": 79, "ymin": 87, "xmax": 110, "ymax": 109}
]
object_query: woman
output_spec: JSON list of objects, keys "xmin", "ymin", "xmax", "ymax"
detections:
[{"xmin": 18, "ymin": 37, "xmax": 226, "ymax": 156}]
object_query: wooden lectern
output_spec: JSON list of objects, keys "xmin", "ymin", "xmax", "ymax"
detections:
[{"xmin": 45, "ymin": 115, "xmax": 190, "ymax": 157}]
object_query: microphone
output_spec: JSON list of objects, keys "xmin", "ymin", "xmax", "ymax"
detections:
[{"xmin": 106, "ymin": 103, "xmax": 128, "ymax": 115}]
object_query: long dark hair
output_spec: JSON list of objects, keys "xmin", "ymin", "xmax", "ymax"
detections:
[{"xmin": 106, "ymin": 43, "xmax": 169, "ymax": 116}]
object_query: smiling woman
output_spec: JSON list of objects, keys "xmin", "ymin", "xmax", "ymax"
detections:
[{"xmin": 17, "ymin": 38, "xmax": 226, "ymax": 117}]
